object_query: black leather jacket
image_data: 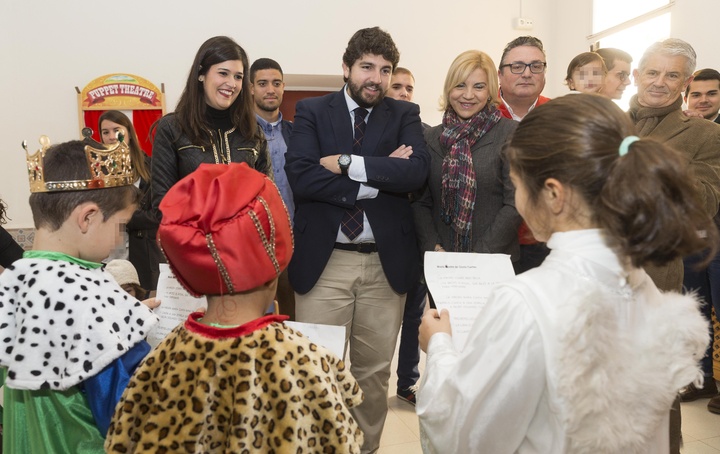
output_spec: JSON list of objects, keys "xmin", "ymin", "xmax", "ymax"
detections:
[{"xmin": 151, "ymin": 114, "xmax": 271, "ymax": 218}]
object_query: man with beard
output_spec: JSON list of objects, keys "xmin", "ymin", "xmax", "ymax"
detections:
[
  {"xmin": 250, "ymin": 58, "xmax": 294, "ymax": 217},
  {"xmin": 250, "ymin": 58, "xmax": 297, "ymax": 320},
  {"xmin": 681, "ymin": 68, "xmax": 720, "ymax": 413},
  {"xmin": 285, "ymin": 26, "xmax": 429, "ymax": 454},
  {"xmin": 628, "ymin": 38, "xmax": 720, "ymax": 454}
]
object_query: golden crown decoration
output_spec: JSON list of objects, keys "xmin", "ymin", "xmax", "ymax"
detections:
[{"xmin": 23, "ymin": 130, "xmax": 135, "ymax": 193}]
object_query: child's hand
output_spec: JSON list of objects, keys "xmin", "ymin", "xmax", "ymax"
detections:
[
  {"xmin": 142, "ymin": 297, "xmax": 161, "ymax": 309},
  {"xmin": 419, "ymin": 309, "xmax": 451, "ymax": 353}
]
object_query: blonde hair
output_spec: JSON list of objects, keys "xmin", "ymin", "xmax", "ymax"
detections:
[{"xmin": 440, "ymin": 50, "xmax": 499, "ymax": 111}]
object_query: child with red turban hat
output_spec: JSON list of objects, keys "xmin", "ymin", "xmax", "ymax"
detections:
[{"xmin": 106, "ymin": 163, "xmax": 363, "ymax": 453}]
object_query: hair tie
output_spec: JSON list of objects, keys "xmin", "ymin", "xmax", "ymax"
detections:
[{"xmin": 619, "ymin": 135, "xmax": 640, "ymax": 156}]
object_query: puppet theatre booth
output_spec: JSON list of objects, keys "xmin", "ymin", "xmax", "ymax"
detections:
[{"xmin": 77, "ymin": 73, "xmax": 165, "ymax": 154}]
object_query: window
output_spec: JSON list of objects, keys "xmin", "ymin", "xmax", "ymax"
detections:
[
  {"xmin": 593, "ymin": 0, "xmax": 670, "ymax": 33},
  {"xmin": 591, "ymin": 0, "xmax": 673, "ymax": 110}
]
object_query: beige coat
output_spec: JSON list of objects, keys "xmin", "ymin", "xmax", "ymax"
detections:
[{"xmin": 632, "ymin": 105, "xmax": 720, "ymax": 291}]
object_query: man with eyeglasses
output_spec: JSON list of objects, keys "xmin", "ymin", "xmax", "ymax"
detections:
[
  {"xmin": 595, "ymin": 48, "xmax": 633, "ymax": 100},
  {"xmin": 498, "ymin": 36, "xmax": 551, "ymax": 274},
  {"xmin": 497, "ymin": 36, "xmax": 550, "ymax": 121}
]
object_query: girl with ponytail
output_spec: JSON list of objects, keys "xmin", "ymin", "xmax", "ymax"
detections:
[{"xmin": 417, "ymin": 93, "xmax": 716, "ymax": 454}]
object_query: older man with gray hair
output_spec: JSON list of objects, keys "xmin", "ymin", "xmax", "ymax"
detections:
[
  {"xmin": 629, "ymin": 38, "xmax": 720, "ymax": 290},
  {"xmin": 628, "ymin": 37, "xmax": 720, "ymax": 454}
]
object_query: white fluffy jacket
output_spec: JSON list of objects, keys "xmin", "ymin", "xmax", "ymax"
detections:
[{"xmin": 417, "ymin": 229, "xmax": 708, "ymax": 454}]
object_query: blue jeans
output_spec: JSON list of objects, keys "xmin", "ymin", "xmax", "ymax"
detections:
[
  {"xmin": 396, "ymin": 278, "xmax": 427, "ymax": 390},
  {"xmin": 683, "ymin": 252, "xmax": 714, "ymax": 378}
]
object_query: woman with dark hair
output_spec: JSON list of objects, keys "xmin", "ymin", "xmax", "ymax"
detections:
[
  {"xmin": 99, "ymin": 110, "xmax": 160, "ymax": 293},
  {"xmin": 151, "ymin": 36, "xmax": 270, "ymax": 217},
  {"xmin": 417, "ymin": 94, "xmax": 716, "ymax": 453}
]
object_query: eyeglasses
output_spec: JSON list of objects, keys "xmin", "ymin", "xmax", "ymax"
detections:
[
  {"xmin": 615, "ymin": 71, "xmax": 631, "ymax": 82},
  {"xmin": 500, "ymin": 61, "xmax": 547, "ymax": 74}
]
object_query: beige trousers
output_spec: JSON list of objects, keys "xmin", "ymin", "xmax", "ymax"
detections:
[{"xmin": 296, "ymin": 249, "xmax": 406, "ymax": 454}]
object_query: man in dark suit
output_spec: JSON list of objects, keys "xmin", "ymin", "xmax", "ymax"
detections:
[
  {"xmin": 251, "ymin": 58, "xmax": 296, "ymax": 320},
  {"xmin": 385, "ymin": 66, "xmax": 427, "ymax": 407},
  {"xmin": 681, "ymin": 68, "xmax": 720, "ymax": 414},
  {"xmin": 285, "ymin": 27, "xmax": 429, "ymax": 453}
]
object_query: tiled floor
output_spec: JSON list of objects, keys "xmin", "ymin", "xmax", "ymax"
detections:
[
  {"xmin": 680, "ymin": 398, "xmax": 720, "ymax": 453},
  {"xmin": 378, "ymin": 340, "xmax": 424, "ymax": 453},
  {"xmin": 379, "ymin": 338, "xmax": 720, "ymax": 453}
]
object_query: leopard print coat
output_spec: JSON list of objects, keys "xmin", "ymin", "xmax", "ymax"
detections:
[{"xmin": 106, "ymin": 313, "xmax": 364, "ymax": 453}]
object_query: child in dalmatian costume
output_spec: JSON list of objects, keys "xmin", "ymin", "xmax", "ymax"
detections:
[{"xmin": 0, "ymin": 139, "xmax": 158, "ymax": 453}]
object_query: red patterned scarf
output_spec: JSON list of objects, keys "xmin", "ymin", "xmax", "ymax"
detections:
[{"xmin": 440, "ymin": 104, "xmax": 502, "ymax": 251}]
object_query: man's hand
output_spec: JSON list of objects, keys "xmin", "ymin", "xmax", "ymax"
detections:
[
  {"xmin": 683, "ymin": 109, "xmax": 705, "ymax": 119},
  {"xmin": 320, "ymin": 154, "xmax": 342, "ymax": 174},
  {"xmin": 419, "ymin": 308, "xmax": 452, "ymax": 352},
  {"xmin": 320, "ymin": 146, "xmax": 413, "ymax": 174},
  {"xmin": 389, "ymin": 144, "xmax": 413, "ymax": 159}
]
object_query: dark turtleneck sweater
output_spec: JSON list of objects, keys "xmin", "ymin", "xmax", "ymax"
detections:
[{"xmin": 206, "ymin": 105, "xmax": 234, "ymax": 131}]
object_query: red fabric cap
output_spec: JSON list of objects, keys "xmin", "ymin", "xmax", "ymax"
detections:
[{"xmin": 158, "ymin": 163, "xmax": 293, "ymax": 297}]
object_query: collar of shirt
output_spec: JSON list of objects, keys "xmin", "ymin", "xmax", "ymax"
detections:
[
  {"xmin": 23, "ymin": 250, "xmax": 103, "ymax": 269},
  {"xmin": 343, "ymin": 85, "xmax": 373, "ymax": 123},
  {"xmin": 499, "ymin": 89, "xmax": 539, "ymax": 121},
  {"xmin": 256, "ymin": 112, "xmax": 284, "ymax": 134}
]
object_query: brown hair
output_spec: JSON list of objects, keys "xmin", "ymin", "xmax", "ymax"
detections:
[
  {"xmin": 594, "ymin": 48, "xmax": 632, "ymax": 71},
  {"xmin": 393, "ymin": 67, "xmax": 414, "ymax": 79},
  {"xmin": 507, "ymin": 94, "xmax": 717, "ymax": 267},
  {"xmin": 29, "ymin": 140, "xmax": 139, "ymax": 231},
  {"xmin": 685, "ymin": 68, "xmax": 720, "ymax": 97},
  {"xmin": 98, "ymin": 110, "xmax": 151, "ymax": 182},
  {"xmin": 564, "ymin": 52, "xmax": 607, "ymax": 88},
  {"xmin": 342, "ymin": 27, "xmax": 399, "ymax": 82},
  {"xmin": 172, "ymin": 36, "xmax": 261, "ymax": 148}
]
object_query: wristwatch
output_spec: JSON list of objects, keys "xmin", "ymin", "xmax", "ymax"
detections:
[{"xmin": 338, "ymin": 154, "xmax": 352, "ymax": 176}]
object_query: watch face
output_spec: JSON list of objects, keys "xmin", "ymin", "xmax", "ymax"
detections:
[{"xmin": 339, "ymin": 154, "xmax": 351, "ymax": 166}]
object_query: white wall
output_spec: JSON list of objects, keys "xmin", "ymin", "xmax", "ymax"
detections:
[
  {"xmin": 671, "ymin": 0, "xmax": 720, "ymax": 71},
  {"xmin": 0, "ymin": 0, "xmax": 558, "ymax": 228},
  {"xmin": 2, "ymin": 0, "xmax": 717, "ymax": 229}
]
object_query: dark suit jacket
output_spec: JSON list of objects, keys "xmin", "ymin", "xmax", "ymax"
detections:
[
  {"xmin": 285, "ymin": 90, "xmax": 430, "ymax": 294},
  {"xmin": 281, "ymin": 119, "xmax": 293, "ymax": 145},
  {"xmin": 127, "ymin": 155, "xmax": 162, "ymax": 291},
  {"xmin": 413, "ymin": 119, "xmax": 521, "ymax": 259}
]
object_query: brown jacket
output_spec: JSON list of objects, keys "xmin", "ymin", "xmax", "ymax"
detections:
[{"xmin": 630, "ymin": 98, "xmax": 720, "ymax": 291}]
